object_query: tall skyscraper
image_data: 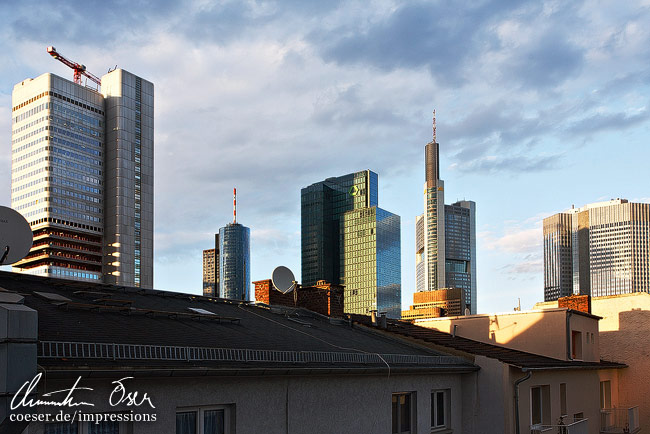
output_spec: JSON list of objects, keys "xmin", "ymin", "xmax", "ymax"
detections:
[
  {"xmin": 10, "ymin": 69, "xmax": 153, "ymax": 287},
  {"xmin": 218, "ymin": 223, "xmax": 250, "ymax": 301},
  {"xmin": 301, "ymin": 170, "xmax": 401, "ymax": 317},
  {"xmin": 202, "ymin": 234, "xmax": 219, "ymax": 297},
  {"xmin": 543, "ymin": 199, "xmax": 650, "ymax": 300},
  {"xmin": 414, "ymin": 114, "xmax": 477, "ymax": 314},
  {"xmin": 445, "ymin": 200, "xmax": 477, "ymax": 314}
]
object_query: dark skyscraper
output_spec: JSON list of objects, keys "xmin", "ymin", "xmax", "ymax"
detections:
[
  {"xmin": 301, "ymin": 170, "xmax": 401, "ymax": 317},
  {"xmin": 445, "ymin": 200, "xmax": 477, "ymax": 313},
  {"xmin": 219, "ymin": 223, "xmax": 250, "ymax": 301},
  {"xmin": 301, "ymin": 170, "xmax": 377, "ymax": 286}
]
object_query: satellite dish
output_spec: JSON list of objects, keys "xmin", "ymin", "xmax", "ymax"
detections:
[
  {"xmin": 272, "ymin": 266, "xmax": 296, "ymax": 294},
  {"xmin": 0, "ymin": 206, "xmax": 33, "ymax": 265}
]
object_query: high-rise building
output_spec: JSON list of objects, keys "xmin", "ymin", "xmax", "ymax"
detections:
[
  {"xmin": 301, "ymin": 170, "xmax": 401, "ymax": 317},
  {"xmin": 543, "ymin": 199, "xmax": 650, "ymax": 300},
  {"xmin": 202, "ymin": 234, "xmax": 219, "ymax": 297},
  {"xmin": 301, "ymin": 170, "xmax": 378, "ymax": 286},
  {"xmin": 10, "ymin": 70, "xmax": 154, "ymax": 287},
  {"xmin": 445, "ymin": 200, "xmax": 477, "ymax": 314},
  {"xmin": 218, "ymin": 223, "xmax": 250, "ymax": 301},
  {"xmin": 414, "ymin": 115, "xmax": 477, "ymax": 314},
  {"xmin": 343, "ymin": 207, "xmax": 401, "ymax": 318}
]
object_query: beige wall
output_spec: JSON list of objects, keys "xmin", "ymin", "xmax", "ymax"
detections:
[
  {"xmin": 26, "ymin": 372, "xmax": 470, "ymax": 434},
  {"xmin": 416, "ymin": 308, "xmax": 599, "ymax": 361}
]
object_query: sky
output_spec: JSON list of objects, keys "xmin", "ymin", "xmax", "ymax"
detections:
[{"xmin": 1, "ymin": 0, "xmax": 649, "ymax": 314}]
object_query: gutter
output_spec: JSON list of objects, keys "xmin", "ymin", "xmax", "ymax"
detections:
[
  {"xmin": 566, "ymin": 311, "xmax": 573, "ymax": 360},
  {"xmin": 514, "ymin": 369, "xmax": 532, "ymax": 434}
]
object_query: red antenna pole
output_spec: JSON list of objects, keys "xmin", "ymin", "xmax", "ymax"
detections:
[
  {"xmin": 233, "ymin": 188, "xmax": 237, "ymax": 224},
  {"xmin": 432, "ymin": 109, "xmax": 437, "ymax": 143}
]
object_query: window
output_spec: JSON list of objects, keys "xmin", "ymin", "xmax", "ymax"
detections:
[
  {"xmin": 45, "ymin": 421, "xmax": 124, "ymax": 434},
  {"xmin": 176, "ymin": 405, "xmax": 232, "ymax": 434},
  {"xmin": 392, "ymin": 393, "xmax": 415, "ymax": 434},
  {"xmin": 560, "ymin": 383, "xmax": 567, "ymax": 416},
  {"xmin": 571, "ymin": 330, "xmax": 583, "ymax": 359},
  {"xmin": 600, "ymin": 381, "xmax": 611, "ymax": 409},
  {"xmin": 531, "ymin": 385, "xmax": 551, "ymax": 426},
  {"xmin": 431, "ymin": 390, "xmax": 449, "ymax": 430}
]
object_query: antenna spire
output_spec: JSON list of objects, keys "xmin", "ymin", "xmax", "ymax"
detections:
[
  {"xmin": 432, "ymin": 109, "xmax": 437, "ymax": 143},
  {"xmin": 233, "ymin": 188, "xmax": 237, "ymax": 224}
]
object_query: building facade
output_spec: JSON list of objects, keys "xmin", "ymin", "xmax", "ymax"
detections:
[
  {"xmin": 401, "ymin": 288, "xmax": 466, "ymax": 320},
  {"xmin": 543, "ymin": 199, "xmax": 650, "ymax": 300},
  {"xmin": 301, "ymin": 170, "xmax": 401, "ymax": 317},
  {"xmin": 343, "ymin": 206, "xmax": 401, "ymax": 318},
  {"xmin": 415, "ymin": 120, "xmax": 477, "ymax": 314},
  {"xmin": 218, "ymin": 223, "xmax": 250, "ymax": 301},
  {"xmin": 202, "ymin": 235, "xmax": 219, "ymax": 297},
  {"xmin": 445, "ymin": 200, "xmax": 476, "ymax": 313},
  {"xmin": 301, "ymin": 170, "xmax": 378, "ymax": 286},
  {"xmin": 10, "ymin": 70, "xmax": 153, "ymax": 287}
]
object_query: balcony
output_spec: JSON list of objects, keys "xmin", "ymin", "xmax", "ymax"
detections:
[
  {"xmin": 601, "ymin": 407, "xmax": 640, "ymax": 434},
  {"xmin": 531, "ymin": 418, "xmax": 588, "ymax": 434}
]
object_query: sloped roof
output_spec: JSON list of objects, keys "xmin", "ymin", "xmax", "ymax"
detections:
[
  {"xmin": 0, "ymin": 271, "xmax": 476, "ymax": 375},
  {"xmin": 349, "ymin": 315, "xmax": 626, "ymax": 370}
]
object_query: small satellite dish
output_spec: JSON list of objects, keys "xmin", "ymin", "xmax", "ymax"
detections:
[
  {"xmin": 0, "ymin": 206, "xmax": 33, "ymax": 265},
  {"xmin": 272, "ymin": 266, "xmax": 296, "ymax": 294}
]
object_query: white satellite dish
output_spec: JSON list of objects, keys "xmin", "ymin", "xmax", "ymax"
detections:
[
  {"xmin": 272, "ymin": 266, "xmax": 296, "ymax": 294},
  {"xmin": 0, "ymin": 206, "xmax": 33, "ymax": 265}
]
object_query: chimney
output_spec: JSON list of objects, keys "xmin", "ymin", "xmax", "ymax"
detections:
[{"xmin": 558, "ymin": 294, "xmax": 591, "ymax": 314}]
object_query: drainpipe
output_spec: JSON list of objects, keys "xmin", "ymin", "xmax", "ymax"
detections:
[
  {"xmin": 566, "ymin": 311, "xmax": 573, "ymax": 360},
  {"xmin": 514, "ymin": 369, "xmax": 532, "ymax": 434}
]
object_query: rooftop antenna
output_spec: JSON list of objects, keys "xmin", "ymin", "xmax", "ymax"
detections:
[
  {"xmin": 271, "ymin": 266, "xmax": 297, "ymax": 294},
  {"xmin": 233, "ymin": 188, "xmax": 237, "ymax": 224},
  {"xmin": 432, "ymin": 109, "xmax": 437, "ymax": 143}
]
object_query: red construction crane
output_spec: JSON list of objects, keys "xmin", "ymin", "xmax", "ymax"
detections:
[{"xmin": 46, "ymin": 46, "xmax": 101, "ymax": 86}]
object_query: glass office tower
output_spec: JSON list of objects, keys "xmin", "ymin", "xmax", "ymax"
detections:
[
  {"xmin": 301, "ymin": 170, "xmax": 378, "ymax": 286},
  {"xmin": 444, "ymin": 201, "xmax": 476, "ymax": 314},
  {"xmin": 343, "ymin": 207, "xmax": 401, "ymax": 318},
  {"xmin": 219, "ymin": 223, "xmax": 250, "ymax": 301},
  {"xmin": 302, "ymin": 170, "xmax": 401, "ymax": 317}
]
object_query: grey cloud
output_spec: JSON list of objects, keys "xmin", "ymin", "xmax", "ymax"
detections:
[
  {"xmin": 454, "ymin": 154, "xmax": 561, "ymax": 174},
  {"xmin": 567, "ymin": 110, "xmax": 650, "ymax": 135}
]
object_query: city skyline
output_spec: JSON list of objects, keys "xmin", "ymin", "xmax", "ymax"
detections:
[{"xmin": 1, "ymin": 1, "xmax": 649, "ymax": 313}]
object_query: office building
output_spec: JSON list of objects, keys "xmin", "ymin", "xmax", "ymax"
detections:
[
  {"xmin": 301, "ymin": 170, "xmax": 377, "ymax": 286},
  {"xmin": 543, "ymin": 199, "xmax": 650, "ymax": 300},
  {"xmin": 202, "ymin": 234, "xmax": 219, "ymax": 297},
  {"xmin": 10, "ymin": 70, "xmax": 154, "ymax": 287},
  {"xmin": 401, "ymin": 287, "xmax": 466, "ymax": 320},
  {"xmin": 218, "ymin": 223, "xmax": 250, "ymax": 301},
  {"xmin": 415, "ymin": 115, "xmax": 477, "ymax": 314},
  {"xmin": 301, "ymin": 170, "xmax": 401, "ymax": 317},
  {"xmin": 343, "ymin": 206, "xmax": 401, "ymax": 318},
  {"xmin": 445, "ymin": 200, "xmax": 477, "ymax": 313}
]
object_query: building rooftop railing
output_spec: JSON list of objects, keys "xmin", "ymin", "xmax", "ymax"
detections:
[
  {"xmin": 38, "ymin": 341, "xmax": 471, "ymax": 367},
  {"xmin": 601, "ymin": 407, "xmax": 640, "ymax": 434},
  {"xmin": 531, "ymin": 418, "xmax": 588, "ymax": 434}
]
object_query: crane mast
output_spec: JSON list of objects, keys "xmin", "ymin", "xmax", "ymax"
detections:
[{"xmin": 46, "ymin": 46, "xmax": 102, "ymax": 86}]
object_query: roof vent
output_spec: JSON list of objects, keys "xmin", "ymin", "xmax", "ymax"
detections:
[
  {"xmin": 34, "ymin": 292, "xmax": 72, "ymax": 302},
  {"xmin": 188, "ymin": 307, "xmax": 216, "ymax": 315},
  {"xmin": 0, "ymin": 292, "xmax": 24, "ymax": 304}
]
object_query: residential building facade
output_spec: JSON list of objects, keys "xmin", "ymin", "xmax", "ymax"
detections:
[
  {"xmin": 202, "ymin": 235, "xmax": 219, "ymax": 297},
  {"xmin": 10, "ymin": 70, "xmax": 153, "ymax": 288}
]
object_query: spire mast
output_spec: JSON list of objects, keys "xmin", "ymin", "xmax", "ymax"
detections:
[{"xmin": 233, "ymin": 188, "xmax": 237, "ymax": 224}]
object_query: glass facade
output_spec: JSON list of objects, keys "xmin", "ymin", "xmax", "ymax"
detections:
[
  {"xmin": 219, "ymin": 223, "xmax": 250, "ymax": 301},
  {"xmin": 301, "ymin": 170, "xmax": 378, "ymax": 286},
  {"xmin": 342, "ymin": 207, "xmax": 401, "ymax": 318},
  {"xmin": 444, "ymin": 201, "xmax": 476, "ymax": 313}
]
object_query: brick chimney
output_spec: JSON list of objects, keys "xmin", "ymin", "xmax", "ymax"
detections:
[
  {"xmin": 253, "ymin": 279, "xmax": 344, "ymax": 317},
  {"xmin": 558, "ymin": 294, "xmax": 591, "ymax": 314}
]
